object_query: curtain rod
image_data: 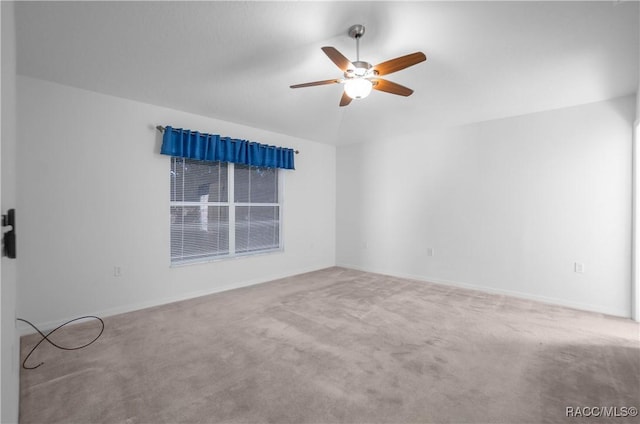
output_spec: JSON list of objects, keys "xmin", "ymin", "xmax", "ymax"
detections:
[{"xmin": 156, "ymin": 125, "xmax": 299, "ymax": 154}]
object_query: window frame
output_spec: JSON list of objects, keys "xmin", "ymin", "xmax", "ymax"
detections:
[{"xmin": 169, "ymin": 158, "xmax": 284, "ymax": 266}]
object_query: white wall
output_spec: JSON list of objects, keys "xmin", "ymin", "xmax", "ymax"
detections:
[
  {"xmin": 1, "ymin": 1, "xmax": 20, "ymax": 422},
  {"xmin": 636, "ymin": 88, "xmax": 639, "ymax": 124},
  {"xmin": 16, "ymin": 76, "xmax": 336, "ymax": 329},
  {"xmin": 633, "ymin": 87, "xmax": 639, "ymax": 321},
  {"xmin": 337, "ymin": 96, "xmax": 634, "ymax": 317}
]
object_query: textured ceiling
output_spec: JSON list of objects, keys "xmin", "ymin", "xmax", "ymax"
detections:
[{"xmin": 15, "ymin": 1, "xmax": 639, "ymax": 146}]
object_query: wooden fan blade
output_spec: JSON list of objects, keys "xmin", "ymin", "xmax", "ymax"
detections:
[
  {"xmin": 339, "ymin": 91, "xmax": 352, "ymax": 107},
  {"xmin": 373, "ymin": 52, "xmax": 426, "ymax": 76},
  {"xmin": 322, "ymin": 46, "xmax": 353, "ymax": 72},
  {"xmin": 371, "ymin": 78, "xmax": 414, "ymax": 96},
  {"xmin": 290, "ymin": 79, "xmax": 341, "ymax": 89}
]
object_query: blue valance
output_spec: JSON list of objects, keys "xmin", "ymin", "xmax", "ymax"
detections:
[{"xmin": 160, "ymin": 126, "xmax": 295, "ymax": 170}]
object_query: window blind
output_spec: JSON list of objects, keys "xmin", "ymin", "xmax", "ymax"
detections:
[{"xmin": 170, "ymin": 158, "xmax": 282, "ymax": 265}]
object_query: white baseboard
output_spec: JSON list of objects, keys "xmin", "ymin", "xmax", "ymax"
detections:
[
  {"xmin": 17, "ymin": 263, "xmax": 334, "ymax": 336},
  {"xmin": 336, "ymin": 262, "xmax": 630, "ymax": 319},
  {"xmin": 20, "ymin": 262, "xmax": 630, "ymax": 336}
]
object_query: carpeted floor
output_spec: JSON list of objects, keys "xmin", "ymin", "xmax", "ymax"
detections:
[{"xmin": 19, "ymin": 267, "xmax": 640, "ymax": 423}]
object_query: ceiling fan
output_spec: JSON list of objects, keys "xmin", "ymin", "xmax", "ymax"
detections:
[{"xmin": 290, "ymin": 24, "xmax": 427, "ymax": 107}]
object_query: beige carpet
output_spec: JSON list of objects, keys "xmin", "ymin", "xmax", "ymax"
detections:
[{"xmin": 19, "ymin": 267, "xmax": 640, "ymax": 423}]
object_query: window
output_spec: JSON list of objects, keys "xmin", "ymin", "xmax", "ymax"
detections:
[{"xmin": 170, "ymin": 158, "xmax": 282, "ymax": 264}]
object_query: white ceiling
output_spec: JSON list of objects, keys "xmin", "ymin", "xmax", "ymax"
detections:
[{"xmin": 15, "ymin": 1, "xmax": 639, "ymax": 146}]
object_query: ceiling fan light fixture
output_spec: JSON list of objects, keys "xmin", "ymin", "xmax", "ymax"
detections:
[
  {"xmin": 344, "ymin": 78, "xmax": 372, "ymax": 99},
  {"xmin": 290, "ymin": 24, "xmax": 426, "ymax": 106}
]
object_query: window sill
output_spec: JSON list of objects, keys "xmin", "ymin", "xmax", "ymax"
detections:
[{"xmin": 170, "ymin": 247, "xmax": 284, "ymax": 268}]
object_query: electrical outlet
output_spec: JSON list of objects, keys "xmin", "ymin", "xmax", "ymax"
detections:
[
  {"xmin": 114, "ymin": 266, "xmax": 122, "ymax": 277},
  {"xmin": 427, "ymin": 248, "xmax": 434, "ymax": 257},
  {"xmin": 574, "ymin": 262, "xmax": 585, "ymax": 273}
]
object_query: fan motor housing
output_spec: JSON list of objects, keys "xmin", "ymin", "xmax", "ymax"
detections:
[{"xmin": 345, "ymin": 61, "xmax": 374, "ymax": 78}]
